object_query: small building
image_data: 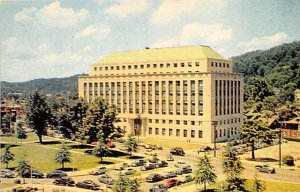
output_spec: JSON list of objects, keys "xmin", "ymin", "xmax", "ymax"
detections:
[{"xmin": 280, "ymin": 117, "xmax": 300, "ymax": 140}]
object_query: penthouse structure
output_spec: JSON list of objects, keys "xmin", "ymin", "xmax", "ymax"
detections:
[{"xmin": 78, "ymin": 46, "xmax": 244, "ymax": 143}]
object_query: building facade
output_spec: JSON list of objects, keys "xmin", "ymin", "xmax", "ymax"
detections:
[{"xmin": 78, "ymin": 46, "xmax": 244, "ymax": 143}]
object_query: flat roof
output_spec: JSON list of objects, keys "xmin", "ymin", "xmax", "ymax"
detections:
[{"xmin": 94, "ymin": 45, "xmax": 225, "ymax": 65}]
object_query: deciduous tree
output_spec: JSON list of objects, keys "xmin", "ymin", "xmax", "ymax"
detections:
[
  {"xmin": 26, "ymin": 92, "xmax": 51, "ymax": 143},
  {"xmin": 16, "ymin": 121, "xmax": 27, "ymax": 141},
  {"xmin": 124, "ymin": 135, "xmax": 139, "ymax": 158},
  {"xmin": 79, "ymin": 97, "xmax": 121, "ymax": 144},
  {"xmin": 113, "ymin": 176, "xmax": 140, "ymax": 192}
]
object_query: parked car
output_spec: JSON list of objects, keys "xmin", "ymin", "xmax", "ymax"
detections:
[
  {"xmin": 179, "ymin": 166, "xmax": 192, "ymax": 174},
  {"xmin": 146, "ymin": 173, "xmax": 164, "ymax": 182},
  {"xmin": 163, "ymin": 178, "xmax": 182, "ymax": 188},
  {"xmin": 174, "ymin": 161, "xmax": 190, "ymax": 168},
  {"xmin": 115, "ymin": 163, "xmax": 130, "ymax": 171},
  {"xmin": 149, "ymin": 183, "xmax": 167, "ymax": 192},
  {"xmin": 53, "ymin": 177, "xmax": 75, "ymax": 186},
  {"xmin": 144, "ymin": 144, "xmax": 155, "ymax": 150},
  {"xmin": 145, "ymin": 151, "xmax": 158, "ymax": 156},
  {"xmin": 98, "ymin": 175, "xmax": 115, "ymax": 184},
  {"xmin": 106, "ymin": 141, "xmax": 115, "ymax": 148},
  {"xmin": 90, "ymin": 167, "xmax": 107, "ymax": 175},
  {"xmin": 21, "ymin": 170, "xmax": 44, "ymax": 178},
  {"xmin": 46, "ymin": 170, "xmax": 67, "ymax": 178},
  {"xmin": 141, "ymin": 164, "xmax": 156, "ymax": 171},
  {"xmin": 170, "ymin": 147, "xmax": 185, "ymax": 156},
  {"xmin": 198, "ymin": 146, "xmax": 213, "ymax": 152},
  {"xmin": 0, "ymin": 169, "xmax": 15, "ymax": 178},
  {"xmin": 131, "ymin": 159, "xmax": 147, "ymax": 167},
  {"xmin": 156, "ymin": 160, "xmax": 168, "ymax": 168},
  {"xmin": 76, "ymin": 180, "xmax": 100, "ymax": 190},
  {"xmin": 154, "ymin": 144, "xmax": 163, "ymax": 150},
  {"xmin": 178, "ymin": 175, "xmax": 194, "ymax": 183},
  {"xmin": 148, "ymin": 156, "xmax": 159, "ymax": 163},
  {"xmin": 166, "ymin": 154, "xmax": 174, "ymax": 161},
  {"xmin": 255, "ymin": 165, "xmax": 275, "ymax": 173},
  {"xmin": 163, "ymin": 171, "xmax": 177, "ymax": 179},
  {"xmin": 120, "ymin": 168, "xmax": 137, "ymax": 176}
]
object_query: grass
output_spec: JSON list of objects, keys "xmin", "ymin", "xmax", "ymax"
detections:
[
  {"xmin": 0, "ymin": 134, "xmax": 121, "ymax": 172},
  {"xmin": 0, "ymin": 133, "xmax": 44, "ymax": 143},
  {"xmin": 200, "ymin": 179, "xmax": 300, "ymax": 192},
  {"xmin": 0, "ymin": 183, "xmax": 17, "ymax": 190}
]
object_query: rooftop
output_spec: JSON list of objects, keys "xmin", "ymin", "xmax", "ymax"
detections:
[{"xmin": 94, "ymin": 45, "xmax": 225, "ymax": 65}]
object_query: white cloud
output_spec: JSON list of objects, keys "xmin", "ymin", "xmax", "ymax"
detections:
[
  {"xmin": 38, "ymin": 44, "xmax": 49, "ymax": 53},
  {"xmin": 238, "ymin": 32, "xmax": 288, "ymax": 51},
  {"xmin": 152, "ymin": 22, "xmax": 232, "ymax": 48},
  {"xmin": 14, "ymin": 7, "xmax": 37, "ymax": 22},
  {"xmin": 151, "ymin": 0, "xmax": 227, "ymax": 25},
  {"xmin": 82, "ymin": 46, "xmax": 93, "ymax": 52},
  {"xmin": 2, "ymin": 37, "xmax": 37, "ymax": 58},
  {"xmin": 74, "ymin": 24, "xmax": 111, "ymax": 40},
  {"xmin": 105, "ymin": 0, "xmax": 150, "ymax": 18},
  {"xmin": 14, "ymin": 2, "xmax": 88, "ymax": 28}
]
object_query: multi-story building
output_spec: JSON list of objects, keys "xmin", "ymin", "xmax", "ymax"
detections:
[{"xmin": 78, "ymin": 46, "xmax": 244, "ymax": 143}]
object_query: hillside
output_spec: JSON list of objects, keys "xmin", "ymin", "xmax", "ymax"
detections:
[
  {"xmin": 232, "ymin": 41, "xmax": 300, "ymax": 103},
  {"xmin": 1, "ymin": 74, "xmax": 87, "ymax": 97}
]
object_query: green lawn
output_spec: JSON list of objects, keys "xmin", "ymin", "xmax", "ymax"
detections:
[
  {"xmin": 0, "ymin": 133, "xmax": 44, "ymax": 143},
  {"xmin": 0, "ymin": 135, "xmax": 121, "ymax": 172},
  {"xmin": 0, "ymin": 183, "xmax": 17, "ymax": 190},
  {"xmin": 201, "ymin": 179, "xmax": 300, "ymax": 192}
]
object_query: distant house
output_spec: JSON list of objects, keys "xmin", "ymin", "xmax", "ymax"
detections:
[
  {"xmin": 1, "ymin": 99, "xmax": 25, "ymax": 134},
  {"xmin": 280, "ymin": 117, "xmax": 300, "ymax": 140}
]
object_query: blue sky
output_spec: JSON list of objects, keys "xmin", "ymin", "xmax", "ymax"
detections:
[{"xmin": 1, "ymin": 0, "xmax": 299, "ymax": 82}]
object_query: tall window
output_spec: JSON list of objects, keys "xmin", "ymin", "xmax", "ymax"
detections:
[{"xmin": 198, "ymin": 130, "xmax": 203, "ymax": 138}]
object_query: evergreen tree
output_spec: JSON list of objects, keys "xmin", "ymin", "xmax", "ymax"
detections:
[
  {"xmin": 251, "ymin": 173, "xmax": 266, "ymax": 192},
  {"xmin": 113, "ymin": 176, "xmax": 140, "ymax": 192},
  {"xmin": 240, "ymin": 115, "xmax": 275, "ymax": 160},
  {"xmin": 0, "ymin": 146, "xmax": 14, "ymax": 169},
  {"xmin": 55, "ymin": 144, "xmax": 71, "ymax": 169},
  {"xmin": 79, "ymin": 97, "xmax": 121, "ymax": 144},
  {"xmin": 16, "ymin": 121, "xmax": 27, "ymax": 141},
  {"xmin": 26, "ymin": 92, "xmax": 52, "ymax": 143},
  {"xmin": 92, "ymin": 138, "xmax": 110, "ymax": 162},
  {"xmin": 124, "ymin": 134, "xmax": 139, "ymax": 158},
  {"xmin": 1, "ymin": 113, "xmax": 11, "ymax": 129},
  {"xmin": 15, "ymin": 159, "xmax": 31, "ymax": 183},
  {"xmin": 195, "ymin": 153, "xmax": 217, "ymax": 191},
  {"xmin": 222, "ymin": 145, "xmax": 246, "ymax": 192}
]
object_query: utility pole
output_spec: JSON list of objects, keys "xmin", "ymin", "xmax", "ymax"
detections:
[
  {"xmin": 212, "ymin": 121, "xmax": 218, "ymax": 157},
  {"xmin": 278, "ymin": 128, "xmax": 282, "ymax": 168}
]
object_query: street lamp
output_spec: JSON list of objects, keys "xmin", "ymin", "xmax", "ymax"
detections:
[
  {"xmin": 275, "ymin": 128, "xmax": 282, "ymax": 168},
  {"xmin": 212, "ymin": 121, "xmax": 218, "ymax": 157}
]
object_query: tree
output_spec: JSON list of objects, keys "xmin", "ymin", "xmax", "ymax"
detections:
[
  {"xmin": 222, "ymin": 145, "xmax": 246, "ymax": 192},
  {"xmin": 195, "ymin": 153, "xmax": 217, "ymax": 191},
  {"xmin": 1, "ymin": 113, "xmax": 12, "ymax": 129},
  {"xmin": 26, "ymin": 92, "xmax": 52, "ymax": 143},
  {"xmin": 0, "ymin": 146, "xmax": 14, "ymax": 168},
  {"xmin": 16, "ymin": 121, "xmax": 27, "ymax": 141},
  {"xmin": 92, "ymin": 138, "xmax": 110, "ymax": 162},
  {"xmin": 15, "ymin": 159, "xmax": 31, "ymax": 183},
  {"xmin": 79, "ymin": 97, "xmax": 121, "ymax": 144},
  {"xmin": 124, "ymin": 134, "xmax": 139, "ymax": 158},
  {"xmin": 245, "ymin": 77, "xmax": 274, "ymax": 111},
  {"xmin": 251, "ymin": 173, "xmax": 266, "ymax": 192},
  {"xmin": 240, "ymin": 115, "xmax": 275, "ymax": 160},
  {"xmin": 55, "ymin": 144, "xmax": 71, "ymax": 169},
  {"xmin": 113, "ymin": 176, "xmax": 140, "ymax": 192}
]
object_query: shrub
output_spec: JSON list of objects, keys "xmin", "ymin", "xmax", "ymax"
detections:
[{"xmin": 282, "ymin": 154, "xmax": 294, "ymax": 166}]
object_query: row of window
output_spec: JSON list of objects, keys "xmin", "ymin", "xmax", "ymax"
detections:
[
  {"xmin": 147, "ymin": 127, "xmax": 238, "ymax": 138},
  {"xmin": 211, "ymin": 62, "xmax": 230, "ymax": 68},
  {"xmin": 93, "ymin": 62, "xmax": 202, "ymax": 71},
  {"xmin": 147, "ymin": 118, "xmax": 241, "ymax": 125},
  {"xmin": 148, "ymin": 127, "xmax": 203, "ymax": 138}
]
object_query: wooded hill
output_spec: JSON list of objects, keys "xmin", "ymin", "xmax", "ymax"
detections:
[
  {"xmin": 232, "ymin": 41, "xmax": 300, "ymax": 103},
  {"xmin": 1, "ymin": 74, "xmax": 87, "ymax": 98}
]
